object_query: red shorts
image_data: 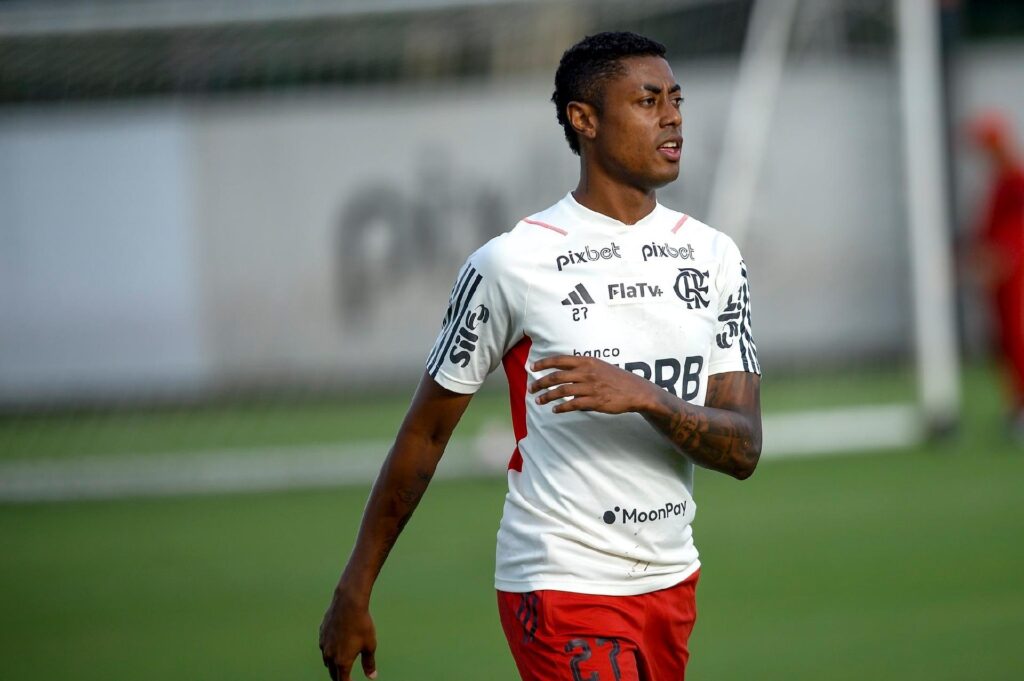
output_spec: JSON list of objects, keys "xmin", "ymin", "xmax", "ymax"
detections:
[{"xmin": 497, "ymin": 570, "xmax": 699, "ymax": 681}]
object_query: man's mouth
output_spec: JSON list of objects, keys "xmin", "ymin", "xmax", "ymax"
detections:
[{"xmin": 658, "ymin": 139, "xmax": 682, "ymax": 161}]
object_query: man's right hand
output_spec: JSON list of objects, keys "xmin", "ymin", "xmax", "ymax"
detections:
[
  {"xmin": 319, "ymin": 591, "xmax": 378, "ymax": 681},
  {"xmin": 316, "ymin": 374, "xmax": 474, "ymax": 680}
]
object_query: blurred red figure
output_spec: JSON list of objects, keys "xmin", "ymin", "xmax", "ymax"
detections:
[{"xmin": 967, "ymin": 111, "xmax": 1024, "ymax": 428}]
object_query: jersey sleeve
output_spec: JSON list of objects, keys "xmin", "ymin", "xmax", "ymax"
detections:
[
  {"xmin": 707, "ymin": 237, "xmax": 761, "ymax": 376},
  {"xmin": 424, "ymin": 236, "xmax": 525, "ymax": 394}
]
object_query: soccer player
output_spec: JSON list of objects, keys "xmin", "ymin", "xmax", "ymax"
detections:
[
  {"xmin": 965, "ymin": 111, "xmax": 1024, "ymax": 435},
  {"xmin": 319, "ymin": 32, "xmax": 762, "ymax": 681}
]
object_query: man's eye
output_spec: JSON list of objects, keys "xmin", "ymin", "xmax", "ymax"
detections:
[{"xmin": 672, "ymin": 98, "xmax": 684, "ymax": 108}]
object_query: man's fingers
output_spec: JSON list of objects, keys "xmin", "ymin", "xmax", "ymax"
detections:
[
  {"xmin": 323, "ymin": 654, "xmax": 352, "ymax": 681},
  {"xmin": 531, "ymin": 355, "xmax": 582, "ymax": 372},
  {"xmin": 536, "ymin": 383, "xmax": 590, "ymax": 405},
  {"xmin": 529, "ymin": 370, "xmax": 580, "ymax": 393},
  {"xmin": 361, "ymin": 647, "xmax": 378, "ymax": 679},
  {"xmin": 553, "ymin": 396, "xmax": 596, "ymax": 413}
]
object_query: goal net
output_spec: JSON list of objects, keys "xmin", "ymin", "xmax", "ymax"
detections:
[{"xmin": 0, "ymin": 0, "xmax": 958, "ymax": 498}]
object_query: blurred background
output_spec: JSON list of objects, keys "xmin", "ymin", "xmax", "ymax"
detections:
[{"xmin": 1, "ymin": 0, "xmax": 1022, "ymax": 679}]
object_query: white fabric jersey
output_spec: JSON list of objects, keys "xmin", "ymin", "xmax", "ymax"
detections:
[{"xmin": 426, "ymin": 192, "xmax": 760, "ymax": 596}]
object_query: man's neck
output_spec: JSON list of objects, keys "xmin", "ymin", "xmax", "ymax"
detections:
[{"xmin": 572, "ymin": 170, "xmax": 658, "ymax": 226}]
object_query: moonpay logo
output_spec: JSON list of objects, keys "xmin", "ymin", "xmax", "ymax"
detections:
[{"xmin": 602, "ymin": 500, "xmax": 688, "ymax": 525}]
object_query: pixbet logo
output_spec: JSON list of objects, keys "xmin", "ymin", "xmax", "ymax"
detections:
[
  {"xmin": 602, "ymin": 500, "xmax": 689, "ymax": 525},
  {"xmin": 556, "ymin": 242, "xmax": 622, "ymax": 271},
  {"xmin": 641, "ymin": 242, "xmax": 695, "ymax": 262},
  {"xmin": 448, "ymin": 304, "xmax": 490, "ymax": 368}
]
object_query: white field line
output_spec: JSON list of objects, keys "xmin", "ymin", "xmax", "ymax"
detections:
[
  {"xmin": 0, "ymin": 441, "xmax": 491, "ymax": 503},
  {"xmin": 0, "ymin": 405, "xmax": 921, "ymax": 503},
  {"xmin": 761, "ymin": 403, "xmax": 922, "ymax": 458}
]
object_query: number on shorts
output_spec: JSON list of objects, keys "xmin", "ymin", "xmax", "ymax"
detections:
[
  {"xmin": 564, "ymin": 637, "xmax": 622, "ymax": 681},
  {"xmin": 565, "ymin": 639, "xmax": 597, "ymax": 681},
  {"xmin": 597, "ymin": 638, "xmax": 622, "ymax": 680}
]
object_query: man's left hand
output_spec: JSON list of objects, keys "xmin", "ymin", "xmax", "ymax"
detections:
[{"xmin": 529, "ymin": 355, "xmax": 656, "ymax": 414}]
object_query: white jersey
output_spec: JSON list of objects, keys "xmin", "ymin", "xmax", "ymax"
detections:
[{"xmin": 426, "ymin": 192, "xmax": 760, "ymax": 596}]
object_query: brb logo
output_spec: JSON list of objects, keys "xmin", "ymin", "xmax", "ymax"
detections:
[
  {"xmin": 448, "ymin": 304, "xmax": 490, "ymax": 368},
  {"xmin": 641, "ymin": 242, "xmax": 695, "ymax": 262},
  {"xmin": 674, "ymin": 268, "xmax": 710, "ymax": 309},
  {"xmin": 603, "ymin": 500, "xmax": 689, "ymax": 525},
  {"xmin": 556, "ymin": 242, "xmax": 622, "ymax": 271},
  {"xmin": 613, "ymin": 356, "xmax": 703, "ymax": 400}
]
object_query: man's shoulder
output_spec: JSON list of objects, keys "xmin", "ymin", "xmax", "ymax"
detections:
[
  {"xmin": 471, "ymin": 200, "xmax": 570, "ymax": 265},
  {"xmin": 658, "ymin": 205, "xmax": 742, "ymax": 261},
  {"xmin": 514, "ymin": 197, "xmax": 576, "ymax": 241}
]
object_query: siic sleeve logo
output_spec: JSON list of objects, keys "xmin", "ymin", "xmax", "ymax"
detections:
[
  {"xmin": 448, "ymin": 304, "xmax": 490, "ymax": 367},
  {"xmin": 464, "ymin": 304, "xmax": 490, "ymax": 331},
  {"xmin": 673, "ymin": 268, "xmax": 710, "ymax": 309}
]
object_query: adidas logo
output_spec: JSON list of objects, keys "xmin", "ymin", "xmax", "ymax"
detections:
[{"xmin": 561, "ymin": 283, "xmax": 595, "ymax": 306}]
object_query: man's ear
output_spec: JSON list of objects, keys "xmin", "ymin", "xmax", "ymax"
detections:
[{"xmin": 567, "ymin": 101, "xmax": 599, "ymax": 145}]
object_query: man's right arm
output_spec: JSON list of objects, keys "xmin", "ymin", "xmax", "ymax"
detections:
[{"xmin": 319, "ymin": 373, "xmax": 474, "ymax": 681}]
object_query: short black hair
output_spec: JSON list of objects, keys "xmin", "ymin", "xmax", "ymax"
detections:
[{"xmin": 552, "ymin": 32, "xmax": 667, "ymax": 155}]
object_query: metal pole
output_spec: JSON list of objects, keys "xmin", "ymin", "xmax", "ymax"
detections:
[{"xmin": 898, "ymin": 0, "xmax": 961, "ymax": 432}]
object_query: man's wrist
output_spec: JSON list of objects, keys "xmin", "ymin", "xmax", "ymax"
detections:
[
  {"xmin": 334, "ymin": 579, "xmax": 372, "ymax": 608},
  {"xmin": 633, "ymin": 379, "xmax": 671, "ymax": 417}
]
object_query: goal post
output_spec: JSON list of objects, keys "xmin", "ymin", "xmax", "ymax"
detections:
[
  {"xmin": 897, "ymin": 0, "xmax": 961, "ymax": 434},
  {"xmin": 707, "ymin": 0, "xmax": 960, "ymax": 455}
]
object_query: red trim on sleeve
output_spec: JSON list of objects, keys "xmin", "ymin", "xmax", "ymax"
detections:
[
  {"xmin": 523, "ymin": 218, "xmax": 568, "ymax": 236},
  {"xmin": 671, "ymin": 214, "xmax": 690, "ymax": 234},
  {"xmin": 502, "ymin": 335, "xmax": 533, "ymax": 472}
]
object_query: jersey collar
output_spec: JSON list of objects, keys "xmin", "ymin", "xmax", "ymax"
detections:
[{"xmin": 562, "ymin": 192, "xmax": 667, "ymax": 234}]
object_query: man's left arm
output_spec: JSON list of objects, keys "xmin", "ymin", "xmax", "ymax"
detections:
[
  {"xmin": 641, "ymin": 369, "xmax": 761, "ymax": 479},
  {"xmin": 530, "ymin": 358, "xmax": 761, "ymax": 480}
]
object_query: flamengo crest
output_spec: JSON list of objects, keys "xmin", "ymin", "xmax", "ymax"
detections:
[{"xmin": 673, "ymin": 268, "xmax": 710, "ymax": 309}]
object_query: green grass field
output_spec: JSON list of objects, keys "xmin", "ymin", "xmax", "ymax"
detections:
[
  {"xmin": 2, "ymin": 366, "xmax": 1023, "ymax": 680},
  {"xmin": 0, "ymin": 365, "xmax": 916, "ymax": 461}
]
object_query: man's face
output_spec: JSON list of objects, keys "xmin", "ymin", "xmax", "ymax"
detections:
[{"xmin": 588, "ymin": 56, "xmax": 683, "ymax": 191}]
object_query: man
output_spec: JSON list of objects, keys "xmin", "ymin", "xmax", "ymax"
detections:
[
  {"xmin": 965, "ymin": 111, "xmax": 1024, "ymax": 435},
  {"xmin": 320, "ymin": 32, "xmax": 762, "ymax": 681}
]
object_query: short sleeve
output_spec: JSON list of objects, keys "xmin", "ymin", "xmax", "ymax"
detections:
[
  {"xmin": 707, "ymin": 238, "xmax": 761, "ymax": 376},
  {"xmin": 424, "ymin": 237, "xmax": 524, "ymax": 394}
]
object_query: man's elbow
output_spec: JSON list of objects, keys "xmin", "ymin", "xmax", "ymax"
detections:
[{"xmin": 731, "ymin": 441, "xmax": 761, "ymax": 481}]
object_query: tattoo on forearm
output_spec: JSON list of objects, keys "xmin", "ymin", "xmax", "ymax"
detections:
[
  {"xmin": 375, "ymin": 466, "xmax": 435, "ymax": 565},
  {"xmin": 659, "ymin": 408, "xmax": 753, "ymax": 464},
  {"xmin": 645, "ymin": 372, "xmax": 760, "ymax": 475}
]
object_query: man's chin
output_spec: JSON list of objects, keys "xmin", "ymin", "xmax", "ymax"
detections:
[{"xmin": 648, "ymin": 171, "xmax": 680, "ymax": 190}]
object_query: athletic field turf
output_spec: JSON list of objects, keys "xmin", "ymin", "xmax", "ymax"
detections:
[
  {"xmin": 0, "ymin": 365, "xmax": 917, "ymax": 461},
  {"xmin": 2, "ymin": 366, "xmax": 1022, "ymax": 679}
]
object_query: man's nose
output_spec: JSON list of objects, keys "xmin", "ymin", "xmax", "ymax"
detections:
[{"xmin": 662, "ymin": 104, "xmax": 681, "ymax": 127}]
